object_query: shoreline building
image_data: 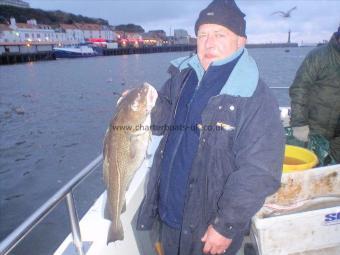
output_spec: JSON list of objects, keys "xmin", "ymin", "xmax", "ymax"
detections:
[
  {"xmin": 1, "ymin": 17, "xmax": 118, "ymax": 45},
  {"xmin": 0, "ymin": 0, "xmax": 29, "ymax": 8},
  {"xmin": 142, "ymin": 30, "xmax": 167, "ymax": 46},
  {"xmin": 174, "ymin": 29, "xmax": 190, "ymax": 45},
  {"xmin": 7, "ymin": 17, "xmax": 56, "ymax": 44},
  {"xmin": 116, "ymin": 31, "xmax": 143, "ymax": 47},
  {"xmin": 59, "ymin": 24, "xmax": 84, "ymax": 44},
  {"xmin": 74, "ymin": 23, "xmax": 116, "ymax": 42}
]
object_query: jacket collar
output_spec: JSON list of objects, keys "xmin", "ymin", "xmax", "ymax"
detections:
[
  {"xmin": 170, "ymin": 48, "xmax": 259, "ymax": 97},
  {"xmin": 219, "ymin": 48, "xmax": 259, "ymax": 97}
]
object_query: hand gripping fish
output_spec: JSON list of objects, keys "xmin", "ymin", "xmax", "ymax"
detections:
[{"xmin": 103, "ymin": 82, "xmax": 158, "ymax": 243}]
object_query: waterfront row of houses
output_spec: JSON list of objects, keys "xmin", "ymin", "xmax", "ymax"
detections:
[
  {"xmin": 0, "ymin": 0, "xmax": 29, "ymax": 8},
  {"xmin": 0, "ymin": 0, "xmax": 195, "ymax": 47},
  {"xmin": 0, "ymin": 17, "xmax": 195, "ymax": 47}
]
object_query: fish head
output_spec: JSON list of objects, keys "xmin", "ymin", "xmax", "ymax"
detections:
[{"xmin": 116, "ymin": 82, "xmax": 158, "ymax": 125}]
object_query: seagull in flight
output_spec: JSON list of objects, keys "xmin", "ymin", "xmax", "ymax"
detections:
[{"xmin": 271, "ymin": 6, "xmax": 297, "ymax": 18}]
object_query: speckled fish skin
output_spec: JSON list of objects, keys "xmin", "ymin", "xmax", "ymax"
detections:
[{"xmin": 103, "ymin": 82, "xmax": 158, "ymax": 243}]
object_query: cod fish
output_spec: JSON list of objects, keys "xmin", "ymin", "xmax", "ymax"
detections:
[{"xmin": 103, "ymin": 82, "xmax": 158, "ymax": 243}]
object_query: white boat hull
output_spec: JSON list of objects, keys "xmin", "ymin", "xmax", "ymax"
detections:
[{"xmin": 53, "ymin": 46, "xmax": 98, "ymax": 58}]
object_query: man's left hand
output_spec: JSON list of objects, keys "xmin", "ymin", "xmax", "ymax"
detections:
[{"xmin": 201, "ymin": 225, "xmax": 232, "ymax": 254}]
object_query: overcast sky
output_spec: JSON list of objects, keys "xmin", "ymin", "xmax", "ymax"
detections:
[{"xmin": 25, "ymin": 0, "xmax": 340, "ymax": 44}]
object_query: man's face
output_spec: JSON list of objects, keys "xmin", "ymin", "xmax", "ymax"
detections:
[{"xmin": 197, "ymin": 24, "xmax": 246, "ymax": 70}]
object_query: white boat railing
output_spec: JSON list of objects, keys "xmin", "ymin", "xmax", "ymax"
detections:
[{"xmin": 0, "ymin": 155, "xmax": 103, "ymax": 255}]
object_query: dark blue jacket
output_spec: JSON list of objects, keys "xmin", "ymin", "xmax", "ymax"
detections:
[
  {"xmin": 159, "ymin": 50, "xmax": 242, "ymax": 229},
  {"xmin": 137, "ymin": 49, "xmax": 285, "ymax": 255}
]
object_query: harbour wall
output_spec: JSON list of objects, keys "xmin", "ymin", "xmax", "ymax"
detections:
[{"xmin": 0, "ymin": 43, "xmax": 299, "ymax": 65}]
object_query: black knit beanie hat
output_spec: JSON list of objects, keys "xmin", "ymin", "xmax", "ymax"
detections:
[{"xmin": 195, "ymin": 0, "xmax": 246, "ymax": 37}]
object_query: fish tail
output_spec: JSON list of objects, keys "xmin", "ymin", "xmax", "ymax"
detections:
[{"xmin": 106, "ymin": 221, "xmax": 124, "ymax": 244}]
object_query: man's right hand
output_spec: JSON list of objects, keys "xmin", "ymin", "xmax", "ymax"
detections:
[
  {"xmin": 201, "ymin": 225, "xmax": 232, "ymax": 254},
  {"xmin": 292, "ymin": 125, "xmax": 310, "ymax": 142}
]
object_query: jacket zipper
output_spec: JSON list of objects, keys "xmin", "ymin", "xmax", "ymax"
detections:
[{"xmin": 163, "ymin": 70, "xmax": 206, "ymax": 204}]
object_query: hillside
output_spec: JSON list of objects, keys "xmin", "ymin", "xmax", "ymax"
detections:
[
  {"xmin": 0, "ymin": 5, "xmax": 109, "ymax": 26},
  {"xmin": 115, "ymin": 24, "xmax": 145, "ymax": 33}
]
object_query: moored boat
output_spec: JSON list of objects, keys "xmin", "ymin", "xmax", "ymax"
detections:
[{"xmin": 53, "ymin": 45, "xmax": 98, "ymax": 58}]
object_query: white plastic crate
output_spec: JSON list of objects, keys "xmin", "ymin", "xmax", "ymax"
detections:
[
  {"xmin": 251, "ymin": 205, "xmax": 340, "ymax": 255},
  {"xmin": 250, "ymin": 165, "xmax": 340, "ymax": 255}
]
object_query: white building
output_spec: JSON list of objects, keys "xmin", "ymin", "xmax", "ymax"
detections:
[
  {"xmin": 75, "ymin": 23, "xmax": 116, "ymax": 41},
  {"xmin": 0, "ymin": 24, "xmax": 15, "ymax": 43},
  {"xmin": 101, "ymin": 25, "xmax": 116, "ymax": 41},
  {"xmin": 173, "ymin": 29, "xmax": 190, "ymax": 44},
  {"xmin": 7, "ymin": 17, "xmax": 57, "ymax": 43},
  {"xmin": 0, "ymin": 0, "xmax": 29, "ymax": 8},
  {"xmin": 174, "ymin": 29, "xmax": 188, "ymax": 38},
  {"xmin": 0, "ymin": 17, "xmax": 117, "ymax": 45},
  {"xmin": 59, "ymin": 24, "xmax": 85, "ymax": 44}
]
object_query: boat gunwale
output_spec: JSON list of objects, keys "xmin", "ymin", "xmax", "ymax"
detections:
[{"xmin": 0, "ymin": 155, "xmax": 103, "ymax": 255}]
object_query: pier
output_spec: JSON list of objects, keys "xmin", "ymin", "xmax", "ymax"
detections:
[
  {"xmin": 246, "ymin": 43, "xmax": 298, "ymax": 48},
  {"xmin": 102, "ymin": 44, "xmax": 196, "ymax": 56},
  {"xmin": 0, "ymin": 43, "xmax": 299, "ymax": 65},
  {"xmin": 0, "ymin": 43, "xmax": 55, "ymax": 65},
  {"xmin": 0, "ymin": 51, "xmax": 55, "ymax": 65}
]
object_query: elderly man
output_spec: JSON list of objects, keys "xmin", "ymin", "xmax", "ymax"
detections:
[{"xmin": 137, "ymin": 0, "xmax": 285, "ymax": 254}]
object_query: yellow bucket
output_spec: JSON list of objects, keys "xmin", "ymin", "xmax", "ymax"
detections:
[{"xmin": 283, "ymin": 145, "xmax": 318, "ymax": 173}]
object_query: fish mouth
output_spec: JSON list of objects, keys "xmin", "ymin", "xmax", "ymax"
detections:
[{"xmin": 143, "ymin": 82, "xmax": 158, "ymax": 111}]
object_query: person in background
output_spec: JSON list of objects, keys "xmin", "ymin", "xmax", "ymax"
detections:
[
  {"xmin": 289, "ymin": 26, "xmax": 340, "ymax": 163},
  {"xmin": 137, "ymin": 0, "xmax": 285, "ymax": 254}
]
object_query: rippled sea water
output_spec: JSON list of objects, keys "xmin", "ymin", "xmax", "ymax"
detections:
[{"xmin": 0, "ymin": 47, "xmax": 314, "ymax": 254}]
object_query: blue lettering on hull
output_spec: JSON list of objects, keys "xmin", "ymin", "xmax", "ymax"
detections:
[{"xmin": 324, "ymin": 211, "xmax": 340, "ymax": 225}]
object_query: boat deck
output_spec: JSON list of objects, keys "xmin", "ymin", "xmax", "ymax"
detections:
[
  {"xmin": 53, "ymin": 130, "xmax": 340, "ymax": 255},
  {"xmin": 54, "ymin": 189, "xmax": 247, "ymax": 255},
  {"xmin": 7, "ymin": 107, "xmax": 338, "ymax": 255},
  {"xmin": 54, "ymin": 135, "xmax": 247, "ymax": 255}
]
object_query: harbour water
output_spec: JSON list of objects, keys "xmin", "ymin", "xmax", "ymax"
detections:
[{"xmin": 0, "ymin": 47, "xmax": 314, "ymax": 254}]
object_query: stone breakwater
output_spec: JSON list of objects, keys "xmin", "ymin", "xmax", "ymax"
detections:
[{"xmin": 0, "ymin": 43, "xmax": 299, "ymax": 65}]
